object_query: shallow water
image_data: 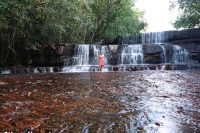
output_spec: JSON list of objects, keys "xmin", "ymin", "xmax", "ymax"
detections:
[{"xmin": 0, "ymin": 71, "xmax": 200, "ymax": 132}]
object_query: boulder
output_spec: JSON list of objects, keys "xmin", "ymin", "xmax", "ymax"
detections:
[
  {"xmin": 56, "ymin": 44, "xmax": 75, "ymax": 56},
  {"xmin": 144, "ymin": 53, "xmax": 162, "ymax": 64},
  {"xmin": 143, "ymin": 44, "xmax": 162, "ymax": 54},
  {"xmin": 108, "ymin": 45, "xmax": 119, "ymax": 53}
]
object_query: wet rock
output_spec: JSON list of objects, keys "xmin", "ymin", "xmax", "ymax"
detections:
[
  {"xmin": 131, "ymin": 66, "xmax": 137, "ymax": 71},
  {"xmin": 38, "ymin": 68, "xmax": 45, "ymax": 73},
  {"xmin": 46, "ymin": 67, "xmax": 53, "ymax": 73},
  {"xmin": 27, "ymin": 68, "xmax": 34, "ymax": 73},
  {"xmin": 155, "ymin": 122, "xmax": 160, "ymax": 126},
  {"xmin": 137, "ymin": 127, "xmax": 144, "ymax": 132},
  {"xmin": 89, "ymin": 67, "xmax": 95, "ymax": 72},
  {"xmin": 53, "ymin": 67, "xmax": 61, "ymax": 72},
  {"xmin": 165, "ymin": 64, "xmax": 173, "ymax": 70},
  {"xmin": 136, "ymin": 66, "xmax": 144, "ymax": 71},
  {"xmin": 161, "ymin": 96, "xmax": 170, "ymax": 98},
  {"xmin": 143, "ymin": 44, "xmax": 162, "ymax": 54},
  {"xmin": 56, "ymin": 44, "xmax": 75, "ymax": 56},
  {"xmin": 177, "ymin": 106, "xmax": 184, "ymax": 113},
  {"xmin": 144, "ymin": 53, "xmax": 162, "ymax": 64},
  {"xmin": 135, "ymin": 96, "xmax": 139, "ymax": 100},
  {"xmin": 156, "ymin": 65, "xmax": 162, "ymax": 70},
  {"xmin": 12, "ymin": 68, "xmax": 28, "ymax": 74},
  {"xmin": 148, "ymin": 65, "xmax": 157, "ymax": 70},
  {"xmin": 125, "ymin": 67, "xmax": 131, "ymax": 71},
  {"xmin": 113, "ymin": 67, "xmax": 119, "ymax": 71}
]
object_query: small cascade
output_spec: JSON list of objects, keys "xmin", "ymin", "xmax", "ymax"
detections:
[
  {"xmin": 142, "ymin": 32, "xmax": 165, "ymax": 44},
  {"xmin": 89, "ymin": 45, "xmax": 99, "ymax": 65},
  {"xmin": 173, "ymin": 45, "xmax": 190, "ymax": 63},
  {"xmin": 140, "ymin": 31, "xmax": 191, "ymax": 64},
  {"xmin": 119, "ymin": 44, "xmax": 144, "ymax": 64},
  {"xmin": 0, "ymin": 70, "xmax": 11, "ymax": 74},
  {"xmin": 160, "ymin": 45, "xmax": 167, "ymax": 63},
  {"xmin": 141, "ymin": 32, "xmax": 168, "ymax": 63},
  {"xmin": 89, "ymin": 45, "xmax": 110, "ymax": 65},
  {"xmin": 70, "ymin": 44, "xmax": 110, "ymax": 66},
  {"xmin": 120, "ymin": 35, "xmax": 141, "ymax": 44},
  {"xmin": 59, "ymin": 30, "xmax": 194, "ymax": 73},
  {"xmin": 34, "ymin": 68, "xmax": 39, "ymax": 73},
  {"xmin": 62, "ymin": 44, "xmax": 110, "ymax": 72},
  {"xmin": 73, "ymin": 45, "xmax": 90, "ymax": 65},
  {"xmin": 101, "ymin": 46, "xmax": 110, "ymax": 65}
]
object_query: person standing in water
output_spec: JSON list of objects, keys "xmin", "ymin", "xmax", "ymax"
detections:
[{"xmin": 98, "ymin": 51, "xmax": 105, "ymax": 72}]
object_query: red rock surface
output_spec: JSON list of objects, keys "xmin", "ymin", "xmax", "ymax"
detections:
[{"xmin": 0, "ymin": 71, "xmax": 200, "ymax": 132}]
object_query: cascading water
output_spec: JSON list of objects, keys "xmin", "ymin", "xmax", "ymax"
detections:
[
  {"xmin": 142, "ymin": 32, "xmax": 168, "ymax": 63},
  {"xmin": 73, "ymin": 45, "xmax": 90, "ymax": 65},
  {"xmin": 141, "ymin": 32, "xmax": 165, "ymax": 44},
  {"xmin": 72, "ymin": 45, "xmax": 110, "ymax": 66},
  {"xmin": 119, "ymin": 44, "xmax": 144, "ymax": 64},
  {"xmin": 62, "ymin": 44, "xmax": 110, "ymax": 72},
  {"xmin": 61, "ymin": 31, "xmax": 193, "ymax": 73},
  {"xmin": 141, "ymin": 32, "xmax": 191, "ymax": 63},
  {"xmin": 173, "ymin": 45, "xmax": 190, "ymax": 63},
  {"xmin": 100, "ymin": 46, "xmax": 110, "ymax": 64},
  {"xmin": 160, "ymin": 45, "xmax": 167, "ymax": 63},
  {"xmin": 89, "ymin": 45, "xmax": 109, "ymax": 65},
  {"xmin": 89, "ymin": 45, "xmax": 99, "ymax": 65}
]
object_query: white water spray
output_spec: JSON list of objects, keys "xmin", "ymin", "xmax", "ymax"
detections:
[{"xmin": 119, "ymin": 44, "xmax": 144, "ymax": 64}]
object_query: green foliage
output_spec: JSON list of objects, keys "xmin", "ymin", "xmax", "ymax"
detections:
[
  {"xmin": 0, "ymin": 0, "xmax": 146, "ymax": 66},
  {"xmin": 172, "ymin": 0, "xmax": 200, "ymax": 28}
]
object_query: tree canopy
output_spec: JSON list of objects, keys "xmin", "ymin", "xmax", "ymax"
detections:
[
  {"xmin": 0, "ymin": 0, "xmax": 146, "ymax": 66},
  {"xmin": 171, "ymin": 0, "xmax": 200, "ymax": 28},
  {"xmin": 0, "ymin": 0, "xmax": 146, "ymax": 44}
]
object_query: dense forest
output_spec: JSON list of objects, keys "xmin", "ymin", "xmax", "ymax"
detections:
[{"xmin": 0, "ymin": 0, "xmax": 146, "ymax": 66}]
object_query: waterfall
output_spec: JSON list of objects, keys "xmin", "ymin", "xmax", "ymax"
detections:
[
  {"xmin": 119, "ymin": 44, "xmax": 144, "ymax": 64},
  {"xmin": 140, "ymin": 32, "xmax": 191, "ymax": 64},
  {"xmin": 89, "ymin": 45, "xmax": 99, "ymax": 65},
  {"xmin": 101, "ymin": 46, "xmax": 110, "ymax": 64},
  {"xmin": 173, "ymin": 45, "xmax": 190, "ymax": 63},
  {"xmin": 89, "ymin": 45, "xmax": 109, "ymax": 65},
  {"xmin": 142, "ymin": 32, "xmax": 165, "ymax": 44},
  {"xmin": 73, "ymin": 45, "xmax": 90, "ymax": 65},
  {"xmin": 60, "ymin": 31, "xmax": 193, "ymax": 73},
  {"xmin": 63, "ymin": 44, "xmax": 109, "ymax": 66},
  {"xmin": 160, "ymin": 45, "xmax": 167, "ymax": 63},
  {"xmin": 141, "ymin": 32, "xmax": 169, "ymax": 63}
]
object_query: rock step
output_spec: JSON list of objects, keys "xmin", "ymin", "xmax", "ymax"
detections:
[{"xmin": 1, "ymin": 64, "xmax": 200, "ymax": 74}]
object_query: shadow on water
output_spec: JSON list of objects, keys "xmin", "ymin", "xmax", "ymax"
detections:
[{"xmin": 0, "ymin": 71, "xmax": 200, "ymax": 132}]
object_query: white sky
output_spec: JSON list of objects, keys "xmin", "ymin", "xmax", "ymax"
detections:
[{"xmin": 135, "ymin": 0, "xmax": 178, "ymax": 32}]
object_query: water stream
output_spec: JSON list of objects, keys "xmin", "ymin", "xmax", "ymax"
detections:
[
  {"xmin": 173, "ymin": 45, "xmax": 190, "ymax": 63},
  {"xmin": 119, "ymin": 44, "xmax": 144, "ymax": 64}
]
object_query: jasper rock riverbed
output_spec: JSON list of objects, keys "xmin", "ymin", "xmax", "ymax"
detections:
[{"xmin": 0, "ymin": 71, "xmax": 200, "ymax": 132}]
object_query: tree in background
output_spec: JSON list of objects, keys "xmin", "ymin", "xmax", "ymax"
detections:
[
  {"xmin": 171, "ymin": 0, "xmax": 200, "ymax": 28},
  {"xmin": 90, "ymin": 0, "xmax": 146, "ymax": 42},
  {"xmin": 0, "ymin": 0, "xmax": 146, "ymax": 66}
]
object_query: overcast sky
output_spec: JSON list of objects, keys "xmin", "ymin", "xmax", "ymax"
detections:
[{"xmin": 135, "ymin": 0, "xmax": 179, "ymax": 32}]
